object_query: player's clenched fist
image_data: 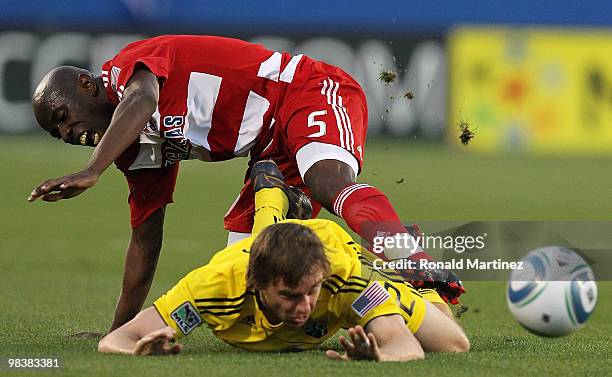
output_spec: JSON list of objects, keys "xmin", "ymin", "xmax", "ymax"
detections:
[
  {"xmin": 133, "ymin": 327, "xmax": 183, "ymax": 356},
  {"xmin": 326, "ymin": 325, "xmax": 382, "ymax": 362}
]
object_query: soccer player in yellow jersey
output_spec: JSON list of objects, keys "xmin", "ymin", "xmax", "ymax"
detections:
[{"xmin": 98, "ymin": 163, "xmax": 469, "ymax": 361}]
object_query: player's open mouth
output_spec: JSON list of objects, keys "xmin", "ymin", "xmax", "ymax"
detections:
[{"xmin": 79, "ymin": 131, "xmax": 101, "ymax": 146}]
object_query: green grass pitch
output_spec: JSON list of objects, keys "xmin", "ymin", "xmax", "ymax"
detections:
[{"xmin": 1, "ymin": 136, "xmax": 610, "ymax": 376}]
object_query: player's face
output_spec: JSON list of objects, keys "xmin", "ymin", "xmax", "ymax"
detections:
[
  {"xmin": 44, "ymin": 97, "xmax": 111, "ymax": 147},
  {"xmin": 260, "ymin": 269, "xmax": 324, "ymax": 328}
]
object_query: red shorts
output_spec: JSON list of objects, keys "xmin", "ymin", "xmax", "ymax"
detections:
[{"xmin": 224, "ymin": 60, "xmax": 369, "ymax": 233}]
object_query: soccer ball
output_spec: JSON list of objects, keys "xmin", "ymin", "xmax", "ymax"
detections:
[{"xmin": 506, "ymin": 246, "xmax": 597, "ymax": 337}]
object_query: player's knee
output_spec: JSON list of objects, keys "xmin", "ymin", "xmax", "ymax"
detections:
[{"xmin": 304, "ymin": 160, "xmax": 355, "ymax": 209}]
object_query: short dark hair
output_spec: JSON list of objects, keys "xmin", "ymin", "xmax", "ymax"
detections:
[{"xmin": 247, "ymin": 222, "xmax": 330, "ymax": 290}]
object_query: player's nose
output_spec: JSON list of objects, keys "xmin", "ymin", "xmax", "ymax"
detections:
[
  {"xmin": 57, "ymin": 126, "xmax": 72, "ymax": 144},
  {"xmin": 295, "ymin": 296, "xmax": 312, "ymax": 315}
]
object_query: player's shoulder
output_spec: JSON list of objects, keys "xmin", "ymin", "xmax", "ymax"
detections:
[
  {"xmin": 187, "ymin": 243, "xmax": 251, "ymax": 301},
  {"xmin": 284, "ymin": 219, "xmax": 353, "ymax": 240},
  {"xmin": 207, "ymin": 238, "xmax": 252, "ymax": 281},
  {"xmin": 103, "ymin": 36, "xmax": 176, "ymax": 73},
  {"xmin": 207, "ymin": 238, "xmax": 252, "ymax": 272}
]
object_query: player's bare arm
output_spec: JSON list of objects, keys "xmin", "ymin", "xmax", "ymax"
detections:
[
  {"xmin": 413, "ymin": 300, "xmax": 470, "ymax": 353},
  {"xmin": 99, "ymin": 307, "xmax": 182, "ymax": 355},
  {"xmin": 109, "ymin": 206, "xmax": 166, "ymax": 331},
  {"xmin": 326, "ymin": 316, "xmax": 424, "ymax": 362},
  {"xmin": 28, "ymin": 67, "xmax": 159, "ymax": 202}
]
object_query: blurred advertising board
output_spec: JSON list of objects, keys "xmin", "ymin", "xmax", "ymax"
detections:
[
  {"xmin": 0, "ymin": 32, "xmax": 446, "ymax": 138},
  {"xmin": 449, "ymin": 26, "xmax": 612, "ymax": 154}
]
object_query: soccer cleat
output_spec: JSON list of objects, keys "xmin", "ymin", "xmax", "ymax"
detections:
[
  {"xmin": 250, "ymin": 160, "xmax": 313, "ymax": 220},
  {"xmin": 400, "ymin": 224, "xmax": 466, "ymax": 304}
]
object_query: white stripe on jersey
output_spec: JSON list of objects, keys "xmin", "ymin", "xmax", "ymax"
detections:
[
  {"xmin": 184, "ymin": 72, "xmax": 222, "ymax": 150},
  {"xmin": 338, "ymin": 95, "xmax": 355, "ymax": 152},
  {"xmin": 234, "ymin": 91, "xmax": 270, "ymax": 156},
  {"xmin": 260, "ymin": 118, "xmax": 276, "ymax": 155},
  {"xmin": 279, "ymin": 54, "xmax": 303, "ymax": 83},
  {"xmin": 321, "ymin": 79, "xmax": 343, "ymax": 148},
  {"xmin": 117, "ymin": 84, "xmax": 125, "ymax": 101},
  {"xmin": 319, "ymin": 78, "xmax": 356, "ymax": 153},
  {"xmin": 330, "ymin": 80, "xmax": 350, "ymax": 151},
  {"xmin": 322, "ymin": 78, "xmax": 346, "ymax": 150},
  {"xmin": 101, "ymin": 71, "xmax": 109, "ymax": 88},
  {"xmin": 110, "ymin": 66, "xmax": 121, "ymax": 91},
  {"xmin": 257, "ymin": 52, "xmax": 282, "ymax": 82}
]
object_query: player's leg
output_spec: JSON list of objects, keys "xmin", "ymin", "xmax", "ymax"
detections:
[
  {"xmin": 279, "ymin": 65, "xmax": 430, "ymax": 266},
  {"xmin": 279, "ymin": 65, "xmax": 464, "ymax": 305},
  {"xmin": 224, "ymin": 161, "xmax": 314, "ymax": 244},
  {"xmin": 251, "ymin": 187, "xmax": 289, "ymax": 235},
  {"xmin": 251, "ymin": 160, "xmax": 316, "ymax": 234}
]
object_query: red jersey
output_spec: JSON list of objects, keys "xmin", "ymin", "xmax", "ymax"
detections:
[{"xmin": 101, "ymin": 35, "xmax": 311, "ymax": 227}]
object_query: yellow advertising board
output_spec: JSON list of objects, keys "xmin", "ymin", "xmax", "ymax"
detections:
[{"xmin": 449, "ymin": 26, "xmax": 612, "ymax": 154}]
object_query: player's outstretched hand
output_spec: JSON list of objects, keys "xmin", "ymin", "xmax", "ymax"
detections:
[
  {"xmin": 133, "ymin": 327, "xmax": 183, "ymax": 356},
  {"xmin": 326, "ymin": 325, "xmax": 381, "ymax": 362},
  {"xmin": 27, "ymin": 169, "xmax": 99, "ymax": 202}
]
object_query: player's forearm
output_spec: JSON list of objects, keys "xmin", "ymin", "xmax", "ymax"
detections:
[
  {"xmin": 110, "ymin": 209, "xmax": 164, "ymax": 330},
  {"xmin": 86, "ymin": 69, "xmax": 159, "ymax": 176},
  {"xmin": 98, "ymin": 330, "xmax": 140, "ymax": 354},
  {"xmin": 110, "ymin": 240, "xmax": 161, "ymax": 330},
  {"xmin": 366, "ymin": 316, "xmax": 424, "ymax": 361},
  {"xmin": 110, "ymin": 277, "xmax": 154, "ymax": 331},
  {"xmin": 86, "ymin": 93, "xmax": 157, "ymax": 176},
  {"xmin": 377, "ymin": 338, "xmax": 425, "ymax": 361}
]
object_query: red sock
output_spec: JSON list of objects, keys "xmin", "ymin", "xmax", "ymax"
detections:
[
  {"xmin": 333, "ymin": 184, "xmax": 404, "ymax": 244},
  {"xmin": 333, "ymin": 184, "xmax": 433, "ymax": 262}
]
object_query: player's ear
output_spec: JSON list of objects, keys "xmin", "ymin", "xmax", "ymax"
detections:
[{"xmin": 78, "ymin": 73, "xmax": 97, "ymax": 96}]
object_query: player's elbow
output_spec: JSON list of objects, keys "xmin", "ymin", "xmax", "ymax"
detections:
[
  {"xmin": 97, "ymin": 335, "xmax": 112, "ymax": 353},
  {"xmin": 457, "ymin": 335, "xmax": 471, "ymax": 353},
  {"xmin": 385, "ymin": 347, "xmax": 424, "ymax": 362},
  {"xmin": 407, "ymin": 348, "xmax": 425, "ymax": 361},
  {"xmin": 446, "ymin": 333, "xmax": 470, "ymax": 353}
]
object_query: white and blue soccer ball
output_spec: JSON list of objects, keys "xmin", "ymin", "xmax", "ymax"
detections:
[{"xmin": 506, "ymin": 246, "xmax": 597, "ymax": 337}]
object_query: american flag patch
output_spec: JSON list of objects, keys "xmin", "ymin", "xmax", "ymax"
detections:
[{"xmin": 351, "ymin": 281, "xmax": 390, "ymax": 317}]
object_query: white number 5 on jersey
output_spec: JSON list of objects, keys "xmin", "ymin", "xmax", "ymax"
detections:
[{"xmin": 307, "ymin": 110, "xmax": 327, "ymax": 138}]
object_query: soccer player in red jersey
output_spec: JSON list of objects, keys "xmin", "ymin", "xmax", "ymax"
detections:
[{"xmin": 27, "ymin": 36, "xmax": 463, "ymax": 330}]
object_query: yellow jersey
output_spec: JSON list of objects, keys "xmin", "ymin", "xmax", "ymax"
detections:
[{"xmin": 154, "ymin": 219, "xmax": 434, "ymax": 352}]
